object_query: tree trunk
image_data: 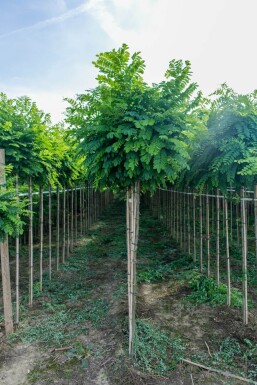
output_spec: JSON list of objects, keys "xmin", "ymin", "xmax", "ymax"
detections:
[
  {"xmin": 127, "ymin": 181, "xmax": 140, "ymax": 357},
  {"xmin": 0, "ymin": 149, "xmax": 13, "ymax": 333}
]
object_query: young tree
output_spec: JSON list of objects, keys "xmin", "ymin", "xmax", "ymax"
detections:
[{"xmin": 66, "ymin": 44, "xmax": 204, "ymax": 355}]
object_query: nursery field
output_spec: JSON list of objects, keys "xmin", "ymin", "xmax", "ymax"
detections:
[{"xmin": 1, "ymin": 200, "xmax": 257, "ymax": 385}]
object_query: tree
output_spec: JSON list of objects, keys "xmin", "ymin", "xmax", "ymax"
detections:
[
  {"xmin": 183, "ymin": 84, "xmax": 257, "ymax": 191},
  {"xmin": 66, "ymin": 44, "xmax": 204, "ymax": 355}
]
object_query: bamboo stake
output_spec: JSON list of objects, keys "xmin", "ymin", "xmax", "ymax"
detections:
[
  {"xmin": 199, "ymin": 194, "xmax": 203, "ymax": 272},
  {"xmin": 230, "ymin": 195, "xmax": 233, "ymax": 241},
  {"xmin": 254, "ymin": 185, "xmax": 257, "ymax": 265},
  {"xmin": 15, "ymin": 174, "xmax": 20, "ymax": 324},
  {"xmin": 241, "ymin": 186, "xmax": 248, "ymax": 325},
  {"xmin": 71, "ymin": 187, "xmax": 74, "ymax": 252},
  {"xmin": 212, "ymin": 189, "xmax": 215, "ymax": 234},
  {"xmin": 183, "ymin": 192, "xmax": 186, "ymax": 251},
  {"xmin": 67, "ymin": 189, "xmax": 70, "ymax": 256},
  {"xmin": 180, "ymin": 192, "xmax": 183, "ymax": 249},
  {"xmin": 172, "ymin": 189, "xmax": 175, "ymax": 238},
  {"xmin": 39, "ymin": 186, "xmax": 43, "ymax": 290},
  {"xmin": 128, "ymin": 181, "xmax": 140, "ymax": 356},
  {"xmin": 62, "ymin": 186, "xmax": 66, "ymax": 263},
  {"xmin": 128, "ymin": 186, "xmax": 134, "ymax": 356},
  {"xmin": 176, "ymin": 190, "xmax": 179, "ymax": 242},
  {"xmin": 75, "ymin": 186, "xmax": 78, "ymax": 245},
  {"xmin": 206, "ymin": 191, "xmax": 210, "ymax": 277},
  {"xmin": 225, "ymin": 198, "xmax": 231, "ymax": 306},
  {"xmin": 80, "ymin": 186, "xmax": 82, "ymax": 237},
  {"xmin": 193, "ymin": 192, "xmax": 196, "ymax": 262},
  {"xmin": 126, "ymin": 187, "xmax": 131, "ymax": 341},
  {"xmin": 216, "ymin": 189, "xmax": 220, "ymax": 285},
  {"xmin": 82, "ymin": 186, "xmax": 87, "ymax": 235},
  {"xmin": 29, "ymin": 176, "xmax": 33, "ymax": 307},
  {"xmin": 173, "ymin": 189, "xmax": 176, "ymax": 238},
  {"xmin": 187, "ymin": 188, "xmax": 191, "ymax": 256},
  {"xmin": 48, "ymin": 183, "xmax": 52, "ymax": 280},
  {"xmin": 170, "ymin": 189, "xmax": 173, "ymax": 235},
  {"xmin": 0, "ymin": 149, "xmax": 13, "ymax": 333},
  {"xmin": 56, "ymin": 185, "xmax": 60, "ymax": 271}
]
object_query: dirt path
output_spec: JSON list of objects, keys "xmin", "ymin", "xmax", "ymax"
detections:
[{"xmin": 1, "ymin": 201, "xmax": 257, "ymax": 385}]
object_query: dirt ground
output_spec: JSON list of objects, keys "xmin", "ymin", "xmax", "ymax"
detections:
[{"xmin": 1, "ymin": 201, "xmax": 257, "ymax": 385}]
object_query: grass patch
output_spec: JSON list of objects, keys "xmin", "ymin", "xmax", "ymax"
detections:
[{"xmin": 134, "ymin": 319, "xmax": 185, "ymax": 374}]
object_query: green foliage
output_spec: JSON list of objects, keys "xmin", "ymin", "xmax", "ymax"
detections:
[
  {"xmin": 134, "ymin": 320, "xmax": 185, "ymax": 373},
  {"xmin": 0, "ymin": 181, "xmax": 29, "ymax": 241},
  {"xmin": 187, "ymin": 272, "xmax": 243, "ymax": 306},
  {"xmin": 182, "ymin": 84, "xmax": 257, "ymax": 190},
  {"xmin": 0, "ymin": 92, "xmax": 86, "ymax": 190},
  {"xmin": 213, "ymin": 337, "xmax": 242, "ymax": 365},
  {"xmin": 137, "ymin": 269, "xmax": 164, "ymax": 283},
  {"xmin": 66, "ymin": 44, "xmax": 205, "ymax": 191}
]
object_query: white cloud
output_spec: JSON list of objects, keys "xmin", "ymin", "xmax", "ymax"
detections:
[
  {"xmin": 0, "ymin": 0, "xmax": 97, "ymax": 39},
  {"xmin": 87, "ymin": 0, "xmax": 257, "ymax": 94}
]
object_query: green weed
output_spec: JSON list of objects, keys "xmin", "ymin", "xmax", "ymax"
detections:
[
  {"xmin": 134, "ymin": 319, "xmax": 185, "ymax": 374},
  {"xmin": 187, "ymin": 272, "xmax": 243, "ymax": 307},
  {"xmin": 213, "ymin": 337, "xmax": 241, "ymax": 365}
]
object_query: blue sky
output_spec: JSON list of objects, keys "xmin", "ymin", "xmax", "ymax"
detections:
[{"xmin": 0, "ymin": 0, "xmax": 257, "ymax": 122}]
